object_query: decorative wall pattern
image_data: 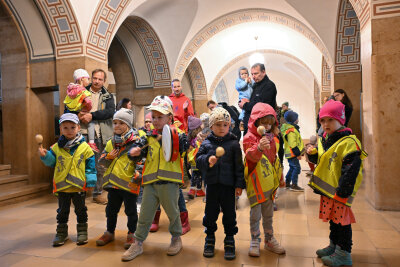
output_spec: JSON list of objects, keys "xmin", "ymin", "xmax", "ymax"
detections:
[
  {"xmin": 372, "ymin": 0, "xmax": 400, "ymax": 18},
  {"xmin": 86, "ymin": 0, "xmax": 131, "ymax": 61},
  {"xmin": 186, "ymin": 58, "xmax": 207, "ymax": 99},
  {"xmin": 174, "ymin": 9, "xmax": 333, "ymax": 80},
  {"xmin": 123, "ymin": 17, "xmax": 170, "ymax": 88},
  {"xmin": 35, "ymin": 0, "xmax": 83, "ymax": 58},
  {"xmin": 349, "ymin": 0, "xmax": 370, "ymax": 29},
  {"xmin": 214, "ymin": 80, "xmax": 229, "ymax": 103},
  {"xmin": 322, "ymin": 57, "xmax": 332, "ymax": 91},
  {"xmin": 335, "ymin": 0, "xmax": 361, "ymax": 73}
]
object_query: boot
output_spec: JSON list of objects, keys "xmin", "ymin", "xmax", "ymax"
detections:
[
  {"xmin": 188, "ymin": 188, "xmax": 196, "ymax": 199},
  {"xmin": 76, "ymin": 223, "xmax": 88, "ymax": 245},
  {"xmin": 53, "ymin": 223, "xmax": 68, "ymax": 247},
  {"xmin": 321, "ymin": 245, "xmax": 352, "ymax": 267},
  {"xmin": 224, "ymin": 235, "xmax": 236, "ymax": 260},
  {"xmin": 150, "ymin": 210, "xmax": 161, "ymax": 232},
  {"xmin": 180, "ymin": 211, "xmax": 191, "ymax": 235},
  {"xmin": 203, "ymin": 234, "xmax": 215, "ymax": 258},
  {"xmin": 248, "ymin": 238, "xmax": 260, "ymax": 257},
  {"xmin": 196, "ymin": 189, "xmax": 205, "ymax": 197},
  {"xmin": 316, "ymin": 240, "xmax": 336, "ymax": 258}
]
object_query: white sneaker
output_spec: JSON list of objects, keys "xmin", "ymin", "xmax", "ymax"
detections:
[
  {"xmin": 248, "ymin": 239, "xmax": 260, "ymax": 257},
  {"xmin": 121, "ymin": 240, "xmax": 143, "ymax": 261},
  {"xmin": 167, "ymin": 236, "xmax": 182, "ymax": 256},
  {"xmin": 264, "ymin": 236, "xmax": 285, "ymax": 254}
]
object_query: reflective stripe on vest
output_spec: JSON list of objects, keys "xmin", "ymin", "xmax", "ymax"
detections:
[{"xmin": 310, "ymin": 174, "xmax": 354, "ymax": 204}]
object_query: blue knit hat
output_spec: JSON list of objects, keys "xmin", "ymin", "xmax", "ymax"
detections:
[{"xmin": 284, "ymin": 110, "xmax": 298, "ymax": 123}]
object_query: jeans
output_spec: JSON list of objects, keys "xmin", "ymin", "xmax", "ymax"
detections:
[
  {"xmin": 56, "ymin": 192, "xmax": 87, "ymax": 224},
  {"xmin": 286, "ymin": 157, "xmax": 301, "ymax": 186}
]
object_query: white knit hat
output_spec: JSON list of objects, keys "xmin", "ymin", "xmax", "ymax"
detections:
[{"xmin": 73, "ymin": 69, "xmax": 90, "ymax": 82}]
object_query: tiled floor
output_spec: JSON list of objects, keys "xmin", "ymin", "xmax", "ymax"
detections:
[{"xmin": 0, "ymin": 165, "xmax": 399, "ymax": 267}]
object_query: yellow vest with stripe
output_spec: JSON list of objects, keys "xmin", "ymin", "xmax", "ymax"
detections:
[
  {"xmin": 52, "ymin": 142, "xmax": 94, "ymax": 193},
  {"xmin": 282, "ymin": 126, "xmax": 305, "ymax": 158},
  {"xmin": 102, "ymin": 140, "xmax": 140, "ymax": 194},
  {"xmin": 142, "ymin": 135, "xmax": 183, "ymax": 185},
  {"xmin": 64, "ymin": 90, "xmax": 91, "ymax": 112},
  {"xmin": 308, "ymin": 135, "xmax": 367, "ymax": 207},
  {"xmin": 187, "ymin": 140, "xmax": 201, "ymax": 171}
]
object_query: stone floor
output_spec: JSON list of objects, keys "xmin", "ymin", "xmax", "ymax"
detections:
[{"xmin": 0, "ymin": 164, "xmax": 400, "ymax": 267}]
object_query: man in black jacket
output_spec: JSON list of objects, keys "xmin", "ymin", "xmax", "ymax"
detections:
[
  {"xmin": 80, "ymin": 69, "xmax": 115, "ymax": 204},
  {"xmin": 239, "ymin": 63, "xmax": 277, "ymax": 135}
]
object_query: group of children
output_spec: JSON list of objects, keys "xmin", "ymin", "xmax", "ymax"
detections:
[{"xmin": 39, "ymin": 69, "xmax": 367, "ymax": 266}]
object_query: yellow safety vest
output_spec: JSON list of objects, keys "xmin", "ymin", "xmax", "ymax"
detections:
[
  {"xmin": 102, "ymin": 140, "xmax": 140, "ymax": 194},
  {"xmin": 282, "ymin": 127, "xmax": 305, "ymax": 158},
  {"xmin": 308, "ymin": 135, "xmax": 367, "ymax": 207},
  {"xmin": 274, "ymin": 136, "xmax": 283, "ymax": 183},
  {"xmin": 64, "ymin": 90, "xmax": 91, "ymax": 112},
  {"xmin": 52, "ymin": 142, "xmax": 94, "ymax": 192},
  {"xmin": 142, "ymin": 135, "xmax": 183, "ymax": 185},
  {"xmin": 187, "ymin": 140, "xmax": 201, "ymax": 171}
]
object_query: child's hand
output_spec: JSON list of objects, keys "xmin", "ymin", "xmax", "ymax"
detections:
[
  {"xmin": 306, "ymin": 146, "xmax": 314, "ymax": 154},
  {"xmin": 279, "ymin": 175, "xmax": 286, "ymax": 187},
  {"xmin": 235, "ymin": 188, "xmax": 243, "ymax": 196},
  {"xmin": 38, "ymin": 147, "xmax": 48, "ymax": 157},
  {"xmin": 297, "ymin": 155, "xmax": 302, "ymax": 160},
  {"xmin": 107, "ymin": 149, "xmax": 119, "ymax": 159},
  {"xmin": 259, "ymin": 136, "xmax": 270, "ymax": 150},
  {"xmin": 209, "ymin": 155, "xmax": 217, "ymax": 167},
  {"xmin": 129, "ymin": 147, "xmax": 141, "ymax": 157}
]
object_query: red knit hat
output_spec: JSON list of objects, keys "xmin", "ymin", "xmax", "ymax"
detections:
[{"xmin": 319, "ymin": 99, "xmax": 346, "ymax": 125}]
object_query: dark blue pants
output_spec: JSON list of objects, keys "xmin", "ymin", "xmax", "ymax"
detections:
[
  {"xmin": 57, "ymin": 192, "xmax": 87, "ymax": 224},
  {"xmin": 203, "ymin": 184, "xmax": 237, "ymax": 236},
  {"xmin": 286, "ymin": 157, "xmax": 301, "ymax": 186},
  {"xmin": 106, "ymin": 188, "xmax": 138, "ymax": 233},
  {"xmin": 190, "ymin": 170, "xmax": 202, "ymax": 189}
]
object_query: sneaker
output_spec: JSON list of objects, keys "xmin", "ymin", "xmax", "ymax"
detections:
[
  {"xmin": 248, "ymin": 239, "xmax": 260, "ymax": 257},
  {"xmin": 285, "ymin": 184, "xmax": 291, "ymax": 189},
  {"xmin": 96, "ymin": 231, "xmax": 115, "ymax": 246},
  {"xmin": 88, "ymin": 142, "xmax": 100, "ymax": 153},
  {"xmin": 264, "ymin": 236, "xmax": 285, "ymax": 254},
  {"xmin": 188, "ymin": 188, "xmax": 196, "ymax": 199},
  {"xmin": 124, "ymin": 232, "xmax": 135, "ymax": 250},
  {"xmin": 167, "ymin": 236, "xmax": 182, "ymax": 256},
  {"xmin": 316, "ymin": 240, "xmax": 336, "ymax": 258},
  {"xmin": 290, "ymin": 184, "xmax": 304, "ymax": 192},
  {"xmin": 196, "ymin": 189, "xmax": 206, "ymax": 197},
  {"xmin": 321, "ymin": 245, "xmax": 352, "ymax": 267},
  {"xmin": 121, "ymin": 240, "xmax": 143, "ymax": 261}
]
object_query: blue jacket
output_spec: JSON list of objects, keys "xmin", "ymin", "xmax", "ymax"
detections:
[{"xmin": 235, "ymin": 78, "xmax": 253, "ymax": 100}]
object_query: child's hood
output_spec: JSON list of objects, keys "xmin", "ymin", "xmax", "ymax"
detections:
[{"xmin": 248, "ymin": 103, "xmax": 277, "ymax": 136}]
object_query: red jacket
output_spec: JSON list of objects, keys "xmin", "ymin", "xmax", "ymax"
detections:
[
  {"xmin": 243, "ymin": 103, "xmax": 278, "ymax": 173},
  {"xmin": 169, "ymin": 92, "xmax": 194, "ymax": 132}
]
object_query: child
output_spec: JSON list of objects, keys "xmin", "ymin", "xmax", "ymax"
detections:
[
  {"xmin": 64, "ymin": 69, "xmax": 99, "ymax": 153},
  {"xmin": 38, "ymin": 113, "xmax": 97, "ymax": 247},
  {"xmin": 307, "ymin": 100, "xmax": 367, "ymax": 266},
  {"xmin": 95, "ymin": 108, "xmax": 142, "ymax": 250},
  {"xmin": 305, "ymin": 135, "xmax": 317, "ymax": 176},
  {"xmin": 187, "ymin": 116, "xmax": 205, "ymax": 198},
  {"xmin": 200, "ymin": 112, "xmax": 211, "ymax": 137},
  {"xmin": 281, "ymin": 110, "xmax": 305, "ymax": 191},
  {"xmin": 196, "ymin": 107, "xmax": 245, "ymax": 260},
  {"xmin": 235, "ymin": 66, "xmax": 253, "ymax": 121},
  {"xmin": 121, "ymin": 95, "xmax": 189, "ymax": 261},
  {"xmin": 243, "ymin": 103, "xmax": 285, "ymax": 257}
]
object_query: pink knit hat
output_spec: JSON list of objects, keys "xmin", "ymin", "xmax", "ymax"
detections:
[
  {"xmin": 319, "ymin": 99, "xmax": 346, "ymax": 125},
  {"xmin": 188, "ymin": 116, "xmax": 202, "ymax": 130},
  {"xmin": 145, "ymin": 112, "xmax": 152, "ymax": 122}
]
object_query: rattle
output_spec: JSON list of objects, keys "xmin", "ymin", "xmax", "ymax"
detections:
[
  {"xmin": 257, "ymin": 126, "xmax": 271, "ymax": 150},
  {"xmin": 35, "ymin": 134, "xmax": 43, "ymax": 149},
  {"xmin": 210, "ymin": 147, "xmax": 225, "ymax": 167}
]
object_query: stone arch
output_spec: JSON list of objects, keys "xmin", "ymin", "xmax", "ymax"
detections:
[
  {"xmin": 348, "ymin": 0, "xmax": 370, "ymax": 28},
  {"xmin": 174, "ymin": 8, "xmax": 333, "ymax": 80}
]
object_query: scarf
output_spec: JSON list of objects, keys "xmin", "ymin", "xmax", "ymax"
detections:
[
  {"xmin": 58, "ymin": 133, "xmax": 84, "ymax": 149},
  {"xmin": 113, "ymin": 128, "xmax": 137, "ymax": 149}
]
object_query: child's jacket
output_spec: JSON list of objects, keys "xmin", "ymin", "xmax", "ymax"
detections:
[
  {"xmin": 64, "ymin": 85, "xmax": 92, "ymax": 113},
  {"xmin": 196, "ymin": 132, "xmax": 245, "ymax": 189},
  {"xmin": 308, "ymin": 128, "xmax": 367, "ymax": 207},
  {"xmin": 243, "ymin": 103, "xmax": 282, "ymax": 207},
  {"xmin": 281, "ymin": 123, "xmax": 304, "ymax": 159},
  {"xmin": 235, "ymin": 78, "xmax": 253, "ymax": 100}
]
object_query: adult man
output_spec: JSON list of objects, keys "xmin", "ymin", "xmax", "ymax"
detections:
[
  {"xmin": 239, "ymin": 63, "xmax": 277, "ymax": 135},
  {"xmin": 80, "ymin": 69, "xmax": 115, "ymax": 204},
  {"xmin": 169, "ymin": 79, "xmax": 194, "ymax": 132},
  {"xmin": 207, "ymin": 100, "xmax": 217, "ymax": 112}
]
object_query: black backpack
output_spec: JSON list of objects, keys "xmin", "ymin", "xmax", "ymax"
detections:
[{"xmin": 218, "ymin": 102, "xmax": 241, "ymax": 140}]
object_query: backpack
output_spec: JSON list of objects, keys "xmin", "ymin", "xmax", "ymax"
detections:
[{"xmin": 218, "ymin": 102, "xmax": 241, "ymax": 140}]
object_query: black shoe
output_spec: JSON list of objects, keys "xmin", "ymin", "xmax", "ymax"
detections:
[
  {"xmin": 224, "ymin": 235, "xmax": 235, "ymax": 260},
  {"xmin": 290, "ymin": 184, "xmax": 304, "ymax": 192},
  {"xmin": 203, "ymin": 234, "xmax": 215, "ymax": 258},
  {"xmin": 285, "ymin": 183, "xmax": 291, "ymax": 189}
]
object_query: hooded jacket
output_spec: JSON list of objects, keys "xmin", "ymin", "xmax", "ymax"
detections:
[
  {"xmin": 169, "ymin": 92, "xmax": 194, "ymax": 132},
  {"xmin": 243, "ymin": 103, "xmax": 278, "ymax": 174}
]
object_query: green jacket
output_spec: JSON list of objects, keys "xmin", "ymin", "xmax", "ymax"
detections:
[{"xmin": 281, "ymin": 123, "xmax": 304, "ymax": 159}]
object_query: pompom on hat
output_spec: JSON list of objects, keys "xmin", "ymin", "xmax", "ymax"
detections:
[
  {"xmin": 319, "ymin": 99, "xmax": 346, "ymax": 125},
  {"xmin": 113, "ymin": 108, "xmax": 134, "ymax": 129},
  {"xmin": 209, "ymin": 107, "xmax": 231, "ymax": 127}
]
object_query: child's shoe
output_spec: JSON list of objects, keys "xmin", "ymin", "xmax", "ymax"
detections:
[
  {"xmin": 196, "ymin": 189, "xmax": 206, "ymax": 197},
  {"xmin": 264, "ymin": 236, "xmax": 285, "ymax": 254},
  {"xmin": 316, "ymin": 240, "xmax": 336, "ymax": 258},
  {"xmin": 124, "ymin": 232, "xmax": 134, "ymax": 249},
  {"xmin": 53, "ymin": 223, "xmax": 68, "ymax": 247},
  {"xmin": 285, "ymin": 183, "xmax": 291, "ymax": 189},
  {"xmin": 290, "ymin": 184, "xmax": 304, "ymax": 192},
  {"xmin": 121, "ymin": 239, "xmax": 143, "ymax": 261},
  {"xmin": 76, "ymin": 223, "xmax": 88, "ymax": 245},
  {"xmin": 167, "ymin": 236, "xmax": 182, "ymax": 256},
  {"xmin": 224, "ymin": 235, "xmax": 236, "ymax": 260},
  {"xmin": 203, "ymin": 234, "xmax": 215, "ymax": 258},
  {"xmin": 321, "ymin": 245, "xmax": 352, "ymax": 267},
  {"xmin": 248, "ymin": 239, "xmax": 260, "ymax": 257},
  {"xmin": 180, "ymin": 211, "xmax": 191, "ymax": 235},
  {"xmin": 150, "ymin": 210, "xmax": 161, "ymax": 232},
  {"xmin": 88, "ymin": 142, "xmax": 100, "ymax": 153},
  {"xmin": 96, "ymin": 231, "xmax": 115, "ymax": 246},
  {"xmin": 188, "ymin": 188, "xmax": 196, "ymax": 199}
]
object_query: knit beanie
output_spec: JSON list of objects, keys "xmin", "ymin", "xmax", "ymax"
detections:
[
  {"xmin": 113, "ymin": 108, "xmax": 133, "ymax": 128},
  {"xmin": 73, "ymin": 69, "xmax": 90, "ymax": 82},
  {"xmin": 200, "ymin": 113, "xmax": 210, "ymax": 128},
  {"xmin": 144, "ymin": 112, "xmax": 152, "ymax": 122},
  {"xmin": 188, "ymin": 116, "xmax": 202, "ymax": 130},
  {"xmin": 209, "ymin": 107, "xmax": 231, "ymax": 127},
  {"xmin": 284, "ymin": 110, "xmax": 298, "ymax": 123},
  {"xmin": 319, "ymin": 99, "xmax": 346, "ymax": 125},
  {"xmin": 282, "ymin": 101, "xmax": 289, "ymax": 107}
]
